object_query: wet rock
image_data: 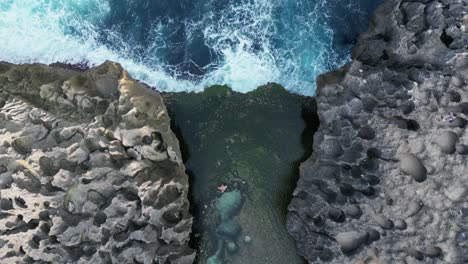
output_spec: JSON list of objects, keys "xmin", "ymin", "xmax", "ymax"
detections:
[
  {"xmin": 399, "ymin": 153, "xmax": 427, "ymax": 182},
  {"xmin": 207, "ymin": 255, "xmax": 223, "ymax": 264},
  {"xmin": 435, "ymin": 131, "xmax": 458, "ymax": 154},
  {"xmin": 216, "ymin": 220, "xmax": 242, "ymax": 238},
  {"xmin": 216, "ymin": 190, "xmax": 242, "ymax": 220},
  {"xmin": 226, "ymin": 241, "xmax": 239, "ymax": 254}
]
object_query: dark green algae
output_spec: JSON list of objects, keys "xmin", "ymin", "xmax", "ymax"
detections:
[{"xmin": 162, "ymin": 83, "xmax": 318, "ymax": 264}]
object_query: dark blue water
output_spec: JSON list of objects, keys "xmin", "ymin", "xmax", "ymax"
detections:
[{"xmin": 0, "ymin": 0, "xmax": 382, "ymax": 95}]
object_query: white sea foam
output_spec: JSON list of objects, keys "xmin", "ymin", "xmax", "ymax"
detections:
[{"xmin": 0, "ymin": 0, "xmax": 374, "ymax": 95}]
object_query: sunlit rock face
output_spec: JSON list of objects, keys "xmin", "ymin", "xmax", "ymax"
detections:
[
  {"xmin": 287, "ymin": 0, "xmax": 468, "ymax": 263},
  {"xmin": 0, "ymin": 61, "xmax": 194, "ymax": 263}
]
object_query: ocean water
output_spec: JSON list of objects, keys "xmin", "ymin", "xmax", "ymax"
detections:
[
  {"xmin": 163, "ymin": 85, "xmax": 319, "ymax": 263},
  {"xmin": 0, "ymin": 0, "xmax": 382, "ymax": 95}
]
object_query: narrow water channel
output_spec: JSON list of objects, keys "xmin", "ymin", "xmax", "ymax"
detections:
[{"xmin": 163, "ymin": 84, "xmax": 318, "ymax": 264}]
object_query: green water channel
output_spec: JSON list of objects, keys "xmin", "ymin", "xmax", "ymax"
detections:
[{"xmin": 163, "ymin": 84, "xmax": 318, "ymax": 264}]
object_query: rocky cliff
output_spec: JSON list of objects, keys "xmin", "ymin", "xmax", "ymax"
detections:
[
  {"xmin": 287, "ymin": 0, "xmax": 468, "ymax": 263},
  {"xmin": 0, "ymin": 61, "xmax": 194, "ymax": 263}
]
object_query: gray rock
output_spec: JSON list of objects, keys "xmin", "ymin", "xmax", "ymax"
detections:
[
  {"xmin": 407, "ymin": 248, "xmax": 424, "ymax": 261},
  {"xmin": 399, "ymin": 153, "xmax": 427, "ymax": 182},
  {"xmin": 335, "ymin": 231, "xmax": 368, "ymax": 253},
  {"xmin": 407, "ymin": 200, "xmax": 423, "ymax": 217},
  {"xmin": 394, "ymin": 219, "xmax": 407, "ymax": 230},
  {"xmin": 456, "ymin": 144, "xmax": 468, "ymax": 155},
  {"xmin": 435, "ymin": 131, "xmax": 458, "ymax": 154},
  {"xmin": 366, "ymin": 229, "xmax": 380, "ymax": 243},
  {"xmin": 287, "ymin": 0, "xmax": 466, "ymax": 262},
  {"xmin": 373, "ymin": 214, "xmax": 393, "ymax": 230},
  {"xmin": 321, "ymin": 139, "xmax": 344, "ymax": 158},
  {"xmin": 425, "ymin": 245, "xmax": 442, "ymax": 258},
  {"xmin": 344, "ymin": 204, "xmax": 362, "ymax": 219},
  {"xmin": 328, "ymin": 208, "xmax": 346, "ymax": 222},
  {"xmin": 358, "ymin": 126, "xmax": 375, "ymax": 140},
  {"xmin": 11, "ymin": 136, "xmax": 33, "ymax": 154},
  {"xmin": 0, "ymin": 62, "xmax": 195, "ymax": 263}
]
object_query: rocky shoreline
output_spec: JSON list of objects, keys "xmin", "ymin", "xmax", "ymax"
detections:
[
  {"xmin": 0, "ymin": 61, "xmax": 195, "ymax": 263},
  {"xmin": 287, "ymin": 0, "xmax": 468, "ymax": 263}
]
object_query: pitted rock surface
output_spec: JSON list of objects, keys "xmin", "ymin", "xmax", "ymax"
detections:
[
  {"xmin": 0, "ymin": 61, "xmax": 195, "ymax": 263},
  {"xmin": 287, "ymin": 1, "xmax": 468, "ymax": 263}
]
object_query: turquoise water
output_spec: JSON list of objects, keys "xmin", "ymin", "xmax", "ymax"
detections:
[{"xmin": 0, "ymin": 0, "xmax": 382, "ymax": 95}]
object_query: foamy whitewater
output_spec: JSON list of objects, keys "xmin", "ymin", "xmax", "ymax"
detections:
[{"xmin": 0, "ymin": 0, "xmax": 381, "ymax": 95}]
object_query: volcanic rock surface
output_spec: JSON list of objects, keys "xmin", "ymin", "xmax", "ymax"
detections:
[
  {"xmin": 0, "ymin": 61, "xmax": 194, "ymax": 263},
  {"xmin": 287, "ymin": 0, "xmax": 468, "ymax": 263}
]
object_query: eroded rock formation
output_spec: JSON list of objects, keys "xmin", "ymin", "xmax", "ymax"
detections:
[
  {"xmin": 288, "ymin": 0, "xmax": 468, "ymax": 263},
  {"xmin": 0, "ymin": 61, "xmax": 194, "ymax": 263}
]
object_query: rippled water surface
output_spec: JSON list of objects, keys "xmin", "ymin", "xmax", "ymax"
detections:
[
  {"xmin": 0, "ymin": 0, "xmax": 382, "ymax": 95},
  {"xmin": 164, "ymin": 85, "xmax": 318, "ymax": 263}
]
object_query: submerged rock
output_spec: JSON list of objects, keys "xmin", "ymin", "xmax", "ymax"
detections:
[
  {"xmin": 216, "ymin": 219, "xmax": 242, "ymax": 238},
  {"xmin": 226, "ymin": 241, "xmax": 239, "ymax": 254},
  {"xmin": 216, "ymin": 190, "xmax": 242, "ymax": 220}
]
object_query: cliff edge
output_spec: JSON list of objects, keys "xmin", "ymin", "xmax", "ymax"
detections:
[
  {"xmin": 0, "ymin": 61, "xmax": 194, "ymax": 263},
  {"xmin": 288, "ymin": 0, "xmax": 467, "ymax": 263}
]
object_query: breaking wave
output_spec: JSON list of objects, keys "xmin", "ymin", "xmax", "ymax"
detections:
[{"xmin": 0, "ymin": 0, "xmax": 381, "ymax": 95}]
